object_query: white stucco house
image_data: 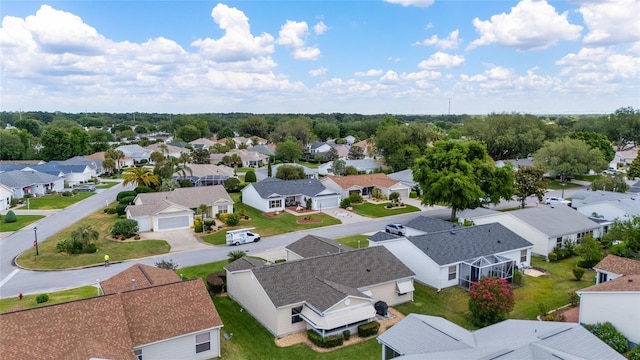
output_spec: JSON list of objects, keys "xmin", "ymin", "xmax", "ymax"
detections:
[
  {"xmin": 126, "ymin": 186, "xmax": 233, "ymax": 232},
  {"xmin": 241, "ymin": 178, "xmax": 340, "ymax": 212},
  {"xmin": 0, "ymin": 183, "xmax": 14, "ymax": 211},
  {"xmin": 0, "ymin": 264, "xmax": 223, "ymax": 360},
  {"xmin": 0, "ymin": 170, "xmax": 65, "ymax": 198},
  {"xmin": 571, "ymin": 189, "xmax": 640, "ymax": 235},
  {"xmin": 321, "ymin": 173, "xmax": 411, "ymax": 199},
  {"xmin": 369, "ymin": 216, "xmax": 533, "ymax": 291},
  {"xmin": 377, "ymin": 314, "xmax": 625, "ymax": 360},
  {"xmin": 318, "ymin": 159, "xmax": 383, "ymax": 175},
  {"xmin": 577, "ymin": 255, "xmax": 640, "ymax": 345},
  {"xmin": 32, "ymin": 163, "xmax": 93, "ymax": 186},
  {"xmin": 225, "ymin": 245, "xmax": 415, "ymax": 338},
  {"xmin": 465, "ymin": 205, "xmax": 601, "ymax": 258},
  {"xmin": 117, "ymin": 144, "xmax": 153, "ymax": 163}
]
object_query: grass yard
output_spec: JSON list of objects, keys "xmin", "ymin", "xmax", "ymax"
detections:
[
  {"xmin": 351, "ymin": 202, "xmax": 420, "ymax": 218},
  {"xmin": 22, "ymin": 192, "xmax": 95, "ymax": 210},
  {"xmin": 95, "ymin": 181, "xmax": 120, "ymax": 188},
  {"xmin": 15, "ymin": 210, "xmax": 170, "ymax": 270},
  {"xmin": 0, "ymin": 286, "xmax": 97, "ymax": 314},
  {"xmin": 200, "ymin": 198, "xmax": 341, "ymax": 245},
  {"xmin": 0, "ymin": 214, "xmax": 45, "ymax": 232},
  {"xmin": 294, "ymin": 161, "xmax": 320, "ymax": 169},
  {"xmin": 337, "ymin": 235, "xmax": 369, "ymax": 249},
  {"xmin": 574, "ymin": 174, "xmax": 600, "ymax": 182},
  {"xmin": 546, "ymin": 180, "xmax": 584, "ymax": 190}
]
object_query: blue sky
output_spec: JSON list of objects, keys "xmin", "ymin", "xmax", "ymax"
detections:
[{"xmin": 1, "ymin": 0, "xmax": 638, "ymax": 115}]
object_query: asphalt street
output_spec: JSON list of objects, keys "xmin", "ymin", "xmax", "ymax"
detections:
[{"xmin": 0, "ymin": 185, "xmax": 585, "ymax": 298}]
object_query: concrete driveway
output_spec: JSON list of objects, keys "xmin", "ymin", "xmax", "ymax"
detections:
[{"xmin": 138, "ymin": 229, "xmax": 211, "ymax": 253}]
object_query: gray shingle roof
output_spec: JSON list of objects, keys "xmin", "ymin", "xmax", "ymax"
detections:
[
  {"xmin": 285, "ymin": 235, "xmax": 350, "ymax": 258},
  {"xmin": 225, "ymin": 257, "xmax": 266, "ymax": 272},
  {"xmin": 0, "ymin": 170, "xmax": 62, "ymax": 188},
  {"xmin": 509, "ymin": 205, "xmax": 600, "ymax": 238},
  {"xmin": 368, "ymin": 231, "xmax": 400, "ymax": 242},
  {"xmin": 135, "ymin": 186, "xmax": 232, "ymax": 209},
  {"xmin": 407, "ymin": 223, "xmax": 533, "ymax": 265},
  {"xmin": 404, "ymin": 216, "xmax": 459, "ymax": 233},
  {"xmin": 235, "ymin": 246, "xmax": 414, "ymax": 312},
  {"xmin": 570, "ymin": 189, "xmax": 632, "ymax": 207},
  {"xmin": 249, "ymin": 178, "xmax": 335, "ymax": 198}
]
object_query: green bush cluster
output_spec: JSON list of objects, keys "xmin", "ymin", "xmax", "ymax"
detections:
[
  {"xmin": 206, "ymin": 272, "xmax": 225, "ymax": 294},
  {"xmin": 115, "ymin": 204, "xmax": 128, "ymax": 216},
  {"xmin": 4, "ymin": 210, "xmax": 17, "ymax": 223},
  {"xmin": 577, "ymin": 259, "xmax": 600, "ymax": 269},
  {"xmin": 628, "ymin": 345, "xmax": 640, "ymax": 360},
  {"xmin": 36, "ymin": 294, "xmax": 49, "ymax": 304},
  {"xmin": 357, "ymin": 321, "xmax": 380, "ymax": 337},
  {"xmin": 342, "ymin": 329, "xmax": 351, "ymax": 341},
  {"xmin": 340, "ymin": 198, "xmax": 351, "ymax": 209},
  {"xmin": 62, "ymin": 191, "xmax": 73, "ymax": 197},
  {"xmin": 568, "ymin": 292, "xmax": 580, "ymax": 307},
  {"xmin": 224, "ymin": 213, "xmax": 240, "ymax": 227},
  {"xmin": 116, "ymin": 190, "xmax": 137, "ymax": 201},
  {"xmin": 244, "ymin": 170, "xmax": 257, "ymax": 183},
  {"xmin": 134, "ymin": 186, "xmax": 153, "ymax": 193},
  {"xmin": 512, "ymin": 269, "xmax": 524, "ymax": 286},
  {"xmin": 548, "ymin": 244, "xmax": 574, "ymax": 261},
  {"xmin": 56, "ymin": 239, "xmax": 92, "ymax": 254},
  {"xmin": 103, "ymin": 207, "xmax": 117, "ymax": 215},
  {"xmin": 306, "ymin": 330, "xmax": 344, "ymax": 348},
  {"xmin": 584, "ymin": 322, "xmax": 629, "ymax": 354},
  {"xmin": 110, "ymin": 219, "xmax": 139, "ymax": 238},
  {"xmin": 348, "ymin": 193, "xmax": 363, "ymax": 204},
  {"xmin": 572, "ymin": 267, "xmax": 585, "ymax": 281}
]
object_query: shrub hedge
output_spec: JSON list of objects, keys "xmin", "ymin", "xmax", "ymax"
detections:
[
  {"xmin": 357, "ymin": 321, "xmax": 380, "ymax": 337},
  {"xmin": 306, "ymin": 330, "xmax": 344, "ymax": 348}
]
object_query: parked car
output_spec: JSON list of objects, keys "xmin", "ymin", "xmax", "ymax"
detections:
[
  {"xmin": 602, "ymin": 168, "xmax": 621, "ymax": 175},
  {"xmin": 544, "ymin": 197, "xmax": 571, "ymax": 206},
  {"xmin": 385, "ymin": 223, "xmax": 406, "ymax": 236},
  {"xmin": 226, "ymin": 228, "xmax": 261, "ymax": 246},
  {"xmin": 76, "ymin": 185, "xmax": 96, "ymax": 192}
]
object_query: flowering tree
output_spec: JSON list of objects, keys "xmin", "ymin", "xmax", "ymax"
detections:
[{"xmin": 468, "ymin": 277, "xmax": 515, "ymax": 327}]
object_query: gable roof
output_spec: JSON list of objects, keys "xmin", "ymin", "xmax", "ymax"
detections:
[
  {"xmin": 247, "ymin": 178, "xmax": 335, "ymax": 198},
  {"xmin": 406, "ymin": 223, "xmax": 533, "ymax": 266},
  {"xmin": 145, "ymin": 143, "xmax": 187, "ymax": 155},
  {"xmin": 578, "ymin": 274, "xmax": 640, "ymax": 293},
  {"xmin": 255, "ymin": 163, "xmax": 318, "ymax": 181},
  {"xmin": 404, "ymin": 215, "xmax": 460, "ymax": 233},
  {"xmin": 187, "ymin": 164, "xmax": 235, "ymax": 178},
  {"xmin": 0, "ymin": 170, "xmax": 62, "ymax": 188},
  {"xmin": 116, "ymin": 144, "xmax": 152, "ymax": 158},
  {"xmin": 247, "ymin": 144, "xmax": 276, "ymax": 156},
  {"xmin": 227, "ymin": 246, "xmax": 414, "ymax": 312},
  {"xmin": 594, "ymin": 254, "xmax": 640, "ymax": 275},
  {"xmin": 100, "ymin": 263, "xmax": 180, "ymax": 294},
  {"xmin": 286, "ymin": 235, "xmax": 351, "ymax": 258},
  {"xmin": 0, "ymin": 279, "xmax": 222, "ymax": 360},
  {"xmin": 322, "ymin": 173, "xmax": 402, "ymax": 189},
  {"xmin": 507, "ymin": 205, "xmax": 600, "ymax": 238},
  {"xmin": 378, "ymin": 314, "xmax": 625, "ymax": 360},
  {"xmin": 135, "ymin": 185, "xmax": 232, "ymax": 209},
  {"xmin": 387, "ymin": 169, "xmax": 417, "ymax": 187}
]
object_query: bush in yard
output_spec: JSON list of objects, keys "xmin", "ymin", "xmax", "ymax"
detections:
[
  {"xmin": 568, "ymin": 292, "xmax": 580, "ymax": 307},
  {"xmin": 584, "ymin": 322, "xmax": 629, "ymax": 354},
  {"xmin": 84, "ymin": 243, "xmax": 97, "ymax": 253},
  {"xmin": 340, "ymin": 198, "xmax": 351, "ymax": 209},
  {"xmin": 628, "ymin": 345, "xmax": 640, "ymax": 360},
  {"xmin": 306, "ymin": 330, "xmax": 344, "ymax": 348},
  {"xmin": 4, "ymin": 210, "xmax": 17, "ymax": 223},
  {"xmin": 224, "ymin": 213, "xmax": 240, "ymax": 226},
  {"xmin": 105, "ymin": 207, "xmax": 117, "ymax": 215},
  {"xmin": 117, "ymin": 190, "xmax": 137, "ymax": 201},
  {"xmin": 244, "ymin": 170, "xmax": 257, "ymax": 183},
  {"xmin": 575, "ymin": 235, "xmax": 603, "ymax": 269},
  {"xmin": 224, "ymin": 177, "xmax": 241, "ymax": 192},
  {"xmin": 36, "ymin": 294, "xmax": 49, "ymax": 304},
  {"xmin": 389, "ymin": 191, "xmax": 400, "ymax": 203},
  {"xmin": 155, "ymin": 259, "xmax": 179, "ymax": 270},
  {"xmin": 118, "ymin": 196, "xmax": 136, "ymax": 205},
  {"xmin": 348, "ymin": 193, "xmax": 363, "ymax": 204},
  {"xmin": 206, "ymin": 273, "xmax": 225, "ymax": 294},
  {"xmin": 371, "ymin": 188, "xmax": 384, "ymax": 200},
  {"xmin": 469, "ymin": 277, "xmax": 515, "ymax": 327},
  {"xmin": 342, "ymin": 329, "xmax": 351, "ymax": 341},
  {"xmin": 134, "ymin": 186, "xmax": 153, "ymax": 194},
  {"xmin": 62, "ymin": 191, "xmax": 73, "ymax": 197},
  {"xmin": 358, "ymin": 321, "xmax": 380, "ymax": 337},
  {"xmin": 572, "ymin": 267, "xmax": 585, "ymax": 281},
  {"xmin": 512, "ymin": 269, "xmax": 524, "ymax": 286},
  {"xmin": 115, "ymin": 204, "xmax": 128, "ymax": 216},
  {"xmin": 111, "ymin": 219, "xmax": 139, "ymax": 238},
  {"xmin": 547, "ymin": 252, "xmax": 558, "ymax": 261}
]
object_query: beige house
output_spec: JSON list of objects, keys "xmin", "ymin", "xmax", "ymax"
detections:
[
  {"xmin": 321, "ymin": 173, "xmax": 411, "ymax": 199},
  {"xmin": 0, "ymin": 265, "xmax": 223, "ymax": 360},
  {"xmin": 225, "ymin": 245, "xmax": 415, "ymax": 338},
  {"xmin": 126, "ymin": 186, "xmax": 233, "ymax": 232}
]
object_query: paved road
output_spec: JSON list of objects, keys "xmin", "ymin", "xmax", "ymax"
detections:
[{"xmin": 0, "ymin": 186, "xmax": 585, "ymax": 298}]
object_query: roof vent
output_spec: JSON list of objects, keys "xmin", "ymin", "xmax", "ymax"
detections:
[
  {"xmin": 497, "ymin": 240, "xmax": 501, "ymax": 243},
  {"xmin": 629, "ymin": 279, "xmax": 633, "ymax": 282},
  {"xmin": 131, "ymin": 278, "xmax": 136, "ymax": 290},
  {"xmin": 450, "ymin": 230, "xmax": 456, "ymax": 235},
  {"xmin": 366, "ymin": 268, "xmax": 371, "ymax": 272}
]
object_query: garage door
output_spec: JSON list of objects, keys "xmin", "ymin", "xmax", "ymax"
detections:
[
  {"xmin": 157, "ymin": 215, "xmax": 190, "ymax": 231},
  {"xmin": 136, "ymin": 217, "xmax": 151, "ymax": 232},
  {"xmin": 316, "ymin": 196, "xmax": 339, "ymax": 210}
]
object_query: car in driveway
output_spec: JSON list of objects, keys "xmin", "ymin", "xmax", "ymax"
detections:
[
  {"xmin": 544, "ymin": 197, "xmax": 571, "ymax": 206},
  {"xmin": 75, "ymin": 184, "xmax": 96, "ymax": 192},
  {"xmin": 385, "ymin": 223, "xmax": 406, "ymax": 236}
]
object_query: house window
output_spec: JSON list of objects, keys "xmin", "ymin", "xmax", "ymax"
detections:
[
  {"xmin": 556, "ymin": 237, "xmax": 563, "ymax": 247},
  {"xmin": 195, "ymin": 332, "xmax": 211, "ymax": 353},
  {"xmin": 218, "ymin": 205, "xmax": 228, "ymax": 214},
  {"xmin": 134, "ymin": 349, "xmax": 142, "ymax": 360},
  {"xmin": 448, "ymin": 265, "xmax": 457, "ymax": 280},
  {"xmin": 269, "ymin": 199, "xmax": 282, "ymax": 209},
  {"xmin": 520, "ymin": 250, "xmax": 527, "ymax": 263},
  {"xmin": 291, "ymin": 306, "xmax": 303, "ymax": 323}
]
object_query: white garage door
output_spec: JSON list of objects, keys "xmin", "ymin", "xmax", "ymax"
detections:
[
  {"xmin": 157, "ymin": 215, "xmax": 190, "ymax": 231},
  {"xmin": 136, "ymin": 217, "xmax": 151, "ymax": 232},
  {"xmin": 316, "ymin": 196, "xmax": 339, "ymax": 210}
]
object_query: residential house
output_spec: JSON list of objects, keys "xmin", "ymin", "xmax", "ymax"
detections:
[
  {"xmin": 285, "ymin": 234, "xmax": 350, "ymax": 261},
  {"xmin": 611, "ymin": 146, "xmax": 637, "ymax": 171},
  {"xmin": 31, "ymin": 163, "xmax": 93, "ymax": 186},
  {"xmin": 307, "ymin": 141, "xmax": 333, "ymax": 156},
  {"xmin": 0, "ymin": 170, "xmax": 64, "ymax": 198},
  {"xmin": 0, "ymin": 183, "xmax": 14, "ymax": 211},
  {"xmin": 225, "ymin": 246, "xmax": 415, "ymax": 338},
  {"xmin": 0, "ymin": 276, "xmax": 224, "ymax": 360},
  {"xmin": 369, "ymin": 217, "xmax": 533, "ymax": 291},
  {"xmin": 60, "ymin": 156, "xmax": 102, "ymax": 177},
  {"xmin": 247, "ymin": 144, "xmax": 276, "ymax": 157},
  {"xmin": 352, "ymin": 139, "xmax": 374, "ymax": 158},
  {"xmin": 189, "ymin": 137, "xmax": 218, "ymax": 150},
  {"xmin": 321, "ymin": 173, "xmax": 411, "ymax": 199},
  {"xmin": 570, "ymin": 189, "xmax": 640, "ymax": 235},
  {"xmin": 255, "ymin": 163, "xmax": 318, "ymax": 181},
  {"xmin": 86, "ymin": 151, "xmax": 134, "ymax": 169},
  {"xmin": 178, "ymin": 164, "xmax": 235, "ymax": 187},
  {"xmin": 116, "ymin": 144, "xmax": 153, "ymax": 164},
  {"xmin": 318, "ymin": 159, "xmax": 383, "ymax": 175},
  {"xmin": 210, "ymin": 149, "xmax": 268, "ymax": 168},
  {"xmin": 467, "ymin": 205, "xmax": 601, "ymax": 258},
  {"xmin": 377, "ymin": 314, "xmax": 624, "ymax": 360},
  {"xmin": 126, "ymin": 186, "xmax": 233, "ymax": 232},
  {"xmin": 241, "ymin": 178, "xmax": 340, "ymax": 212},
  {"xmin": 387, "ymin": 169, "xmax": 418, "ymax": 189},
  {"xmin": 495, "ymin": 157, "xmax": 535, "ymax": 169},
  {"xmin": 577, "ymin": 255, "xmax": 640, "ymax": 345},
  {"xmin": 145, "ymin": 143, "xmax": 188, "ymax": 159},
  {"xmin": 99, "ymin": 263, "xmax": 181, "ymax": 294}
]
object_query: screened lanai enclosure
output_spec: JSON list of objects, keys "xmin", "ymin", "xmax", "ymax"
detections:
[{"xmin": 458, "ymin": 255, "xmax": 515, "ymax": 290}]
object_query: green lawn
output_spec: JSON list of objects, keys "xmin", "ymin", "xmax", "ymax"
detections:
[
  {"xmin": 295, "ymin": 161, "xmax": 320, "ymax": 169},
  {"xmin": 200, "ymin": 198, "xmax": 341, "ymax": 245},
  {"xmin": 0, "ymin": 214, "xmax": 45, "ymax": 232},
  {"xmin": 22, "ymin": 192, "xmax": 95, "ymax": 210},
  {"xmin": 0, "ymin": 286, "xmax": 97, "ymax": 314},
  {"xmin": 574, "ymin": 174, "xmax": 600, "ymax": 182},
  {"xmin": 15, "ymin": 210, "xmax": 170, "ymax": 270},
  {"xmin": 96, "ymin": 181, "xmax": 120, "ymax": 188},
  {"xmin": 337, "ymin": 235, "xmax": 369, "ymax": 249},
  {"xmin": 546, "ymin": 180, "xmax": 584, "ymax": 190},
  {"xmin": 351, "ymin": 202, "xmax": 420, "ymax": 218}
]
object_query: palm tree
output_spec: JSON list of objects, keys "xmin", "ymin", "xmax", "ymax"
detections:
[
  {"xmin": 71, "ymin": 224, "xmax": 99, "ymax": 248},
  {"xmin": 122, "ymin": 167, "xmax": 159, "ymax": 187},
  {"xmin": 105, "ymin": 148, "xmax": 125, "ymax": 171},
  {"xmin": 102, "ymin": 158, "xmax": 116, "ymax": 175}
]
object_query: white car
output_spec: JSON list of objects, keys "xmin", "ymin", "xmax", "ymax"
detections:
[
  {"xmin": 544, "ymin": 197, "xmax": 571, "ymax": 206},
  {"xmin": 385, "ymin": 223, "xmax": 406, "ymax": 236}
]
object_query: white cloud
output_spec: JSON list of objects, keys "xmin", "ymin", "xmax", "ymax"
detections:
[
  {"xmin": 384, "ymin": 0, "xmax": 435, "ymax": 8},
  {"xmin": 578, "ymin": 0, "xmax": 640, "ymax": 46},
  {"xmin": 418, "ymin": 52, "xmax": 465, "ymax": 69},
  {"xmin": 414, "ymin": 30, "xmax": 462, "ymax": 50},
  {"xmin": 276, "ymin": 20, "xmax": 320, "ymax": 60},
  {"xmin": 468, "ymin": 0, "xmax": 582, "ymax": 50},
  {"xmin": 629, "ymin": 42, "xmax": 640, "ymax": 56},
  {"xmin": 556, "ymin": 46, "xmax": 640, "ymax": 83},
  {"xmin": 387, "ymin": 56, "xmax": 400, "ymax": 62},
  {"xmin": 313, "ymin": 21, "xmax": 328, "ymax": 35},
  {"xmin": 191, "ymin": 3, "xmax": 274, "ymax": 62},
  {"xmin": 355, "ymin": 69, "xmax": 383, "ymax": 77},
  {"xmin": 380, "ymin": 70, "xmax": 399, "ymax": 82},
  {"xmin": 308, "ymin": 67, "xmax": 327, "ymax": 76}
]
